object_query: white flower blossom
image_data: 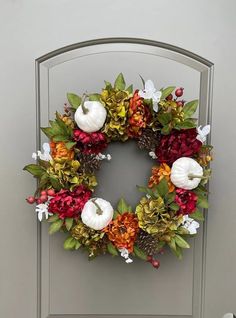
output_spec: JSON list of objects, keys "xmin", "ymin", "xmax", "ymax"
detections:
[
  {"xmin": 182, "ymin": 215, "xmax": 200, "ymax": 235},
  {"xmin": 32, "ymin": 143, "xmax": 52, "ymax": 161},
  {"xmin": 119, "ymin": 248, "xmax": 133, "ymax": 264},
  {"xmin": 35, "ymin": 202, "xmax": 52, "ymax": 221},
  {"xmin": 106, "ymin": 154, "xmax": 112, "ymax": 161},
  {"xmin": 96, "ymin": 153, "xmax": 112, "ymax": 161},
  {"xmin": 32, "ymin": 152, "xmax": 37, "ymax": 160},
  {"xmin": 149, "ymin": 151, "xmax": 157, "ymax": 159},
  {"xmin": 138, "ymin": 80, "xmax": 162, "ymax": 112},
  {"xmin": 196, "ymin": 125, "xmax": 211, "ymax": 143}
]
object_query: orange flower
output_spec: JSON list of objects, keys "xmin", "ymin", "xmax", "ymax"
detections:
[
  {"xmin": 148, "ymin": 163, "xmax": 175, "ymax": 192},
  {"xmin": 127, "ymin": 90, "xmax": 151, "ymax": 138},
  {"xmin": 104, "ymin": 212, "xmax": 139, "ymax": 252},
  {"xmin": 50, "ymin": 141, "xmax": 74, "ymax": 160}
]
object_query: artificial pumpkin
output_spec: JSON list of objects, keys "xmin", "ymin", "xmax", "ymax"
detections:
[
  {"xmin": 81, "ymin": 198, "xmax": 114, "ymax": 230},
  {"xmin": 74, "ymin": 100, "xmax": 107, "ymax": 133},
  {"xmin": 170, "ymin": 157, "xmax": 203, "ymax": 190}
]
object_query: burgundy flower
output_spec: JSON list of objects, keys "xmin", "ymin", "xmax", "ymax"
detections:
[
  {"xmin": 155, "ymin": 128, "xmax": 202, "ymax": 165},
  {"xmin": 48, "ymin": 185, "xmax": 92, "ymax": 219},
  {"xmin": 175, "ymin": 188, "xmax": 197, "ymax": 215},
  {"xmin": 73, "ymin": 129, "xmax": 107, "ymax": 154}
]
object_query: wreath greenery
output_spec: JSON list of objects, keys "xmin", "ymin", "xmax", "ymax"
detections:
[{"xmin": 24, "ymin": 74, "xmax": 213, "ymax": 269}]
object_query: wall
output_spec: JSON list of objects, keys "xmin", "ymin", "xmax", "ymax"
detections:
[{"xmin": 0, "ymin": 1, "xmax": 236, "ymax": 317}]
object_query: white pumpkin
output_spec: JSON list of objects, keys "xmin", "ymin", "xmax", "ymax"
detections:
[
  {"xmin": 81, "ymin": 198, "xmax": 113, "ymax": 230},
  {"xmin": 170, "ymin": 157, "xmax": 203, "ymax": 190},
  {"xmin": 74, "ymin": 100, "xmax": 107, "ymax": 133}
]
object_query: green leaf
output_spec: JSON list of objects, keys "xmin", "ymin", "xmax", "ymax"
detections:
[
  {"xmin": 41, "ymin": 127, "xmax": 54, "ymax": 138},
  {"xmin": 197, "ymin": 196, "xmax": 209, "ymax": 209},
  {"xmin": 171, "ymin": 245, "xmax": 183, "ymax": 259},
  {"xmin": 169, "ymin": 202, "xmax": 180, "ymax": 212},
  {"xmin": 126, "ymin": 84, "xmax": 133, "ymax": 94},
  {"xmin": 49, "ymin": 120, "xmax": 65, "ymax": 136},
  {"xmin": 174, "ymin": 235, "xmax": 190, "ymax": 249},
  {"xmin": 23, "ymin": 164, "xmax": 45, "ymax": 177},
  {"xmin": 65, "ymin": 141, "xmax": 76, "ymax": 150},
  {"xmin": 38, "ymin": 159, "xmax": 50, "ymax": 169},
  {"xmin": 107, "ymin": 243, "xmax": 118, "ymax": 256},
  {"xmin": 136, "ymin": 185, "xmax": 149, "ymax": 193},
  {"xmin": 157, "ymin": 112, "xmax": 172, "ymax": 126},
  {"xmin": 175, "ymin": 119, "xmax": 196, "ymax": 129},
  {"xmin": 55, "ymin": 112, "xmax": 70, "ymax": 134},
  {"xmin": 75, "ymin": 241, "xmax": 81, "ymax": 250},
  {"xmin": 67, "ymin": 93, "xmax": 82, "ymax": 110},
  {"xmin": 161, "ymin": 125, "xmax": 172, "ymax": 135},
  {"xmin": 155, "ymin": 178, "xmax": 169, "ymax": 197},
  {"xmin": 177, "ymin": 227, "xmax": 190, "ymax": 235},
  {"xmin": 161, "ymin": 86, "xmax": 175, "ymax": 99},
  {"xmin": 133, "ymin": 246, "xmax": 147, "ymax": 261},
  {"xmin": 49, "ymin": 176, "xmax": 61, "ymax": 191},
  {"xmin": 104, "ymin": 80, "xmax": 112, "ymax": 89},
  {"xmin": 113, "ymin": 210, "xmax": 120, "ymax": 219},
  {"xmin": 168, "ymin": 238, "xmax": 176, "ymax": 251},
  {"xmin": 65, "ymin": 218, "xmax": 73, "ymax": 231},
  {"xmin": 48, "ymin": 214, "xmax": 59, "ymax": 223},
  {"xmin": 89, "ymin": 94, "xmax": 101, "ymax": 101},
  {"xmin": 191, "ymin": 209, "xmax": 204, "ymax": 221},
  {"xmin": 196, "ymin": 184, "xmax": 208, "ymax": 193},
  {"xmin": 38, "ymin": 173, "xmax": 49, "ymax": 190},
  {"xmin": 49, "ymin": 219, "xmax": 63, "ymax": 235},
  {"xmin": 52, "ymin": 135, "xmax": 69, "ymax": 142},
  {"xmin": 117, "ymin": 198, "xmax": 129, "ymax": 214},
  {"xmin": 127, "ymin": 205, "xmax": 132, "ymax": 212},
  {"xmin": 165, "ymin": 192, "xmax": 176, "ymax": 204},
  {"xmin": 136, "ymin": 185, "xmax": 155, "ymax": 198},
  {"xmin": 63, "ymin": 237, "xmax": 77, "ymax": 250},
  {"xmin": 183, "ymin": 100, "xmax": 198, "ymax": 118},
  {"xmin": 114, "ymin": 73, "xmax": 126, "ymax": 90}
]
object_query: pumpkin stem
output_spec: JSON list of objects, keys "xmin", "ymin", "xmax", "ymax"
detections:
[
  {"xmin": 188, "ymin": 174, "xmax": 208, "ymax": 180},
  {"xmin": 81, "ymin": 94, "xmax": 89, "ymax": 114},
  {"xmin": 92, "ymin": 199, "xmax": 103, "ymax": 215}
]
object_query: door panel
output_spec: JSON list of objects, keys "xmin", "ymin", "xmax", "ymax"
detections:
[{"xmin": 38, "ymin": 40, "xmax": 212, "ymax": 318}]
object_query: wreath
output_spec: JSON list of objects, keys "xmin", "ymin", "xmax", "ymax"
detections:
[{"xmin": 24, "ymin": 74, "xmax": 213, "ymax": 269}]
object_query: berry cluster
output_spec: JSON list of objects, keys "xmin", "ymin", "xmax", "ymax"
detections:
[
  {"xmin": 166, "ymin": 87, "xmax": 185, "ymax": 106},
  {"xmin": 26, "ymin": 189, "xmax": 55, "ymax": 205}
]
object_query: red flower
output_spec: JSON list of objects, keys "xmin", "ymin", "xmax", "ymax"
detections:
[
  {"xmin": 73, "ymin": 129, "xmax": 107, "ymax": 154},
  {"xmin": 155, "ymin": 128, "xmax": 202, "ymax": 165},
  {"xmin": 48, "ymin": 185, "xmax": 91, "ymax": 219},
  {"xmin": 175, "ymin": 188, "xmax": 197, "ymax": 215}
]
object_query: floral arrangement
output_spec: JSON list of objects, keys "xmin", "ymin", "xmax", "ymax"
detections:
[{"xmin": 24, "ymin": 74, "xmax": 213, "ymax": 269}]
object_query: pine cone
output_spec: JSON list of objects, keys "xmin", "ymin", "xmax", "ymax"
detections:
[
  {"xmin": 78, "ymin": 153, "xmax": 101, "ymax": 174},
  {"xmin": 135, "ymin": 229, "xmax": 160, "ymax": 256},
  {"xmin": 137, "ymin": 128, "xmax": 160, "ymax": 151}
]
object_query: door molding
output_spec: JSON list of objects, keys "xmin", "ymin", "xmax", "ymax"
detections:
[{"xmin": 35, "ymin": 37, "xmax": 214, "ymax": 318}]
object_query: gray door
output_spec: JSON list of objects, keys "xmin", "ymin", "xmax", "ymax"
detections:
[{"xmin": 1, "ymin": 1, "xmax": 235, "ymax": 318}]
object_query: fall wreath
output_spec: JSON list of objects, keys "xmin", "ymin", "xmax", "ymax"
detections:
[{"xmin": 24, "ymin": 74, "xmax": 212, "ymax": 269}]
